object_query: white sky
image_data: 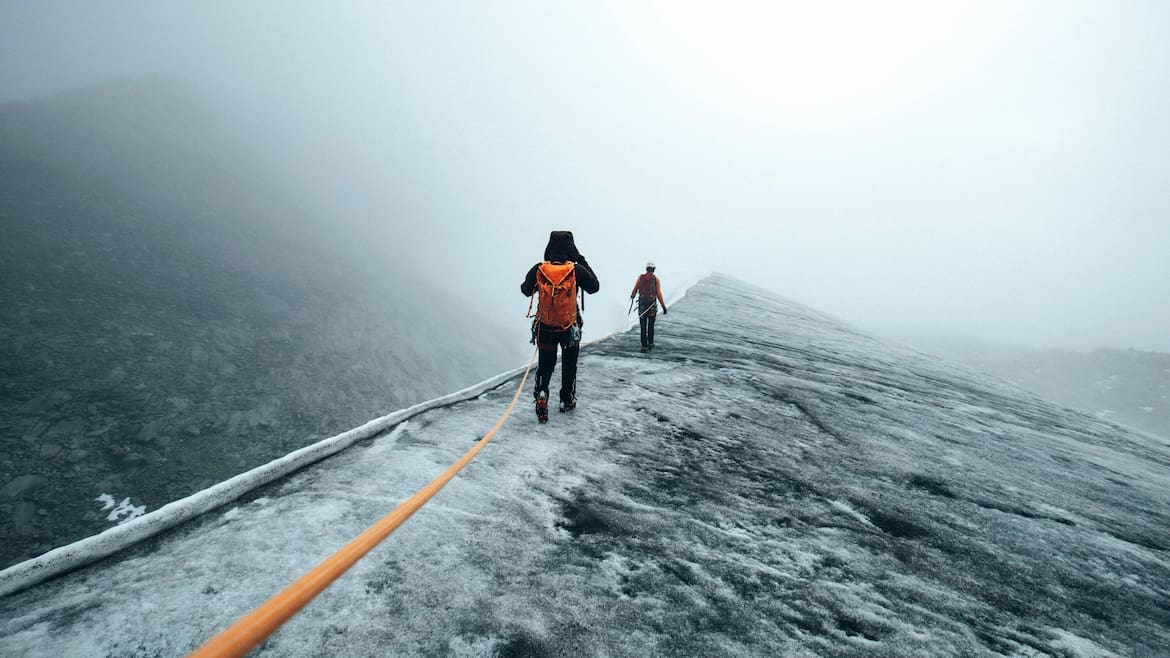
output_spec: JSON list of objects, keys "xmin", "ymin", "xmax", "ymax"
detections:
[{"xmin": 2, "ymin": 1, "xmax": 1168, "ymax": 351}]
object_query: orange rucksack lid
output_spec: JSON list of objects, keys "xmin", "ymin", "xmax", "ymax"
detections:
[{"xmin": 535, "ymin": 261, "xmax": 578, "ymax": 329}]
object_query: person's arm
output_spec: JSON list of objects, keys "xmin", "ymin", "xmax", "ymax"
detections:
[
  {"xmin": 574, "ymin": 255, "xmax": 600, "ymax": 294},
  {"xmin": 630, "ymin": 277, "xmax": 640, "ymax": 299},
  {"xmin": 520, "ymin": 263, "xmax": 540, "ymax": 296},
  {"xmin": 656, "ymin": 276, "xmax": 667, "ymax": 313}
]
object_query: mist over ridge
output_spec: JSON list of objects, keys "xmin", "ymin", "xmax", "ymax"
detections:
[
  {"xmin": 3, "ymin": 2, "xmax": 1167, "ymax": 352},
  {"xmin": 882, "ymin": 327, "xmax": 1170, "ymax": 442}
]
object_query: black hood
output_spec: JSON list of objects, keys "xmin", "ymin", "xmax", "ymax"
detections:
[{"xmin": 543, "ymin": 230, "xmax": 579, "ymax": 262}]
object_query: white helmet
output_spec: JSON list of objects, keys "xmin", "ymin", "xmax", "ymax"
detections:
[{"xmin": 646, "ymin": 261, "xmax": 656, "ymax": 270}]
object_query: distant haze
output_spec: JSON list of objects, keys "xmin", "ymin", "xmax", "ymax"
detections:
[{"xmin": 3, "ymin": 1, "xmax": 1168, "ymax": 351}]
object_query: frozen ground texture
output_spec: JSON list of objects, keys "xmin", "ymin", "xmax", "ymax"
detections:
[{"xmin": 1, "ymin": 275, "xmax": 1169, "ymax": 656}]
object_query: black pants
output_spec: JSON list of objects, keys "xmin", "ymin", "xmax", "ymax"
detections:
[
  {"xmin": 534, "ymin": 325, "xmax": 579, "ymax": 404},
  {"xmin": 638, "ymin": 299, "xmax": 658, "ymax": 348}
]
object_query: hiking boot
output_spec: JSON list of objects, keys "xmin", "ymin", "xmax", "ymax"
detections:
[
  {"xmin": 640, "ymin": 345, "xmax": 648, "ymax": 353},
  {"xmin": 535, "ymin": 392, "xmax": 549, "ymax": 424},
  {"xmin": 559, "ymin": 397, "xmax": 576, "ymax": 413}
]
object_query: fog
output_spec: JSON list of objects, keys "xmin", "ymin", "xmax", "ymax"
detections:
[{"xmin": 3, "ymin": 1, "xmax": 1168, "ymax": 351}]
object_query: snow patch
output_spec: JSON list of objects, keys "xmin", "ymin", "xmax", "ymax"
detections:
[
  {"xmin": 1046, "ymin": 628, "xmax": 1121, "ymax": 657},
  {"xmin": 95, "ymin": 494, "xmax": 146, "ymax": 524},
  {"xmin": 830, "ymin": 500, "xmax": 873, "ymax": 527}
]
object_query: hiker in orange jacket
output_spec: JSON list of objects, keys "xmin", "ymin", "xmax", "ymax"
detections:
[
  {"xmin": 630, "ymin": 262, "xmax": 666, "ymax": 352},
  {"xmin": 521, "ymin": 231, "xmax": 600, "ymax": 423}
]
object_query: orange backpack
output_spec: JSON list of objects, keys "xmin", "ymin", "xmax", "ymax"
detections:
[{"xmin": 533, "ymin": 261, "xmax": 579, "ymax": 329}]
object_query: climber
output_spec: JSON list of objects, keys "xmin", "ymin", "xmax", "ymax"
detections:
[
  {"xmin": 630, "ymin": 262, "xmax": 666, "ymax": 352},
  {"xmin": 521, "ymin": 231, "xmax": 600, "ymax": 423}
]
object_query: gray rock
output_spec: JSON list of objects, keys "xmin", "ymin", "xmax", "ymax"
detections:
[
  {"xmin": 228, "ymin": 411, "xmax": 245, "ymax": 433},
  {"xmin": 246, "ymin": 409, "xmax": 264, "ymax": 428},
  {"xmin": 191, "ymin": 343, "xmax": 208, "ymax": 366},
  {"xmin": 19, "ymin": 423, "xmax": 48, "ymax": 444},
  {"xmin": 135, "ymin": 420, "xmax": 162, "ymax": 445},
  {"xmin": 0, "ymin": 475, "xmax": 49, "ymax": 500},
  {"xmin": 123, "ymin": 453, "xmax": 147, "ymax": 467},
  {"xmin": 85, "ymin": 424, "xmax": 115, "ymax": 437},
  {"xmin": 39, "ymin": 443, "xmax": 63, "ymax": 460},
  {"xmin": 13, "ymin": 501, "xmax": 36, "ymax": 536},
  {"xmin": 17, "ymin": 394, "xmax": 52, "ymax": 415},
  {"xmin": 45, "ymin": 419, "xmax": 84, "ymax": 441}
]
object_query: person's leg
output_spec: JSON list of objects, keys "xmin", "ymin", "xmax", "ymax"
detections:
[
  {"xmin": 639, "ymin": 298, "xmax": 653, "ymax": 348},
  {"xmin": 647, "ymin": 312, "xmax": 656, "ymax": 348},
  {"xmin": 559, "ymin": 338, "xmax": 580, "ymax": 407},
  {"xmin": 533, "ymin": 341, "xmax": 558, "ymax": 421},
  {"xmin": 534, "ymin": 343, "xmax": 558, "ymax": 400}
]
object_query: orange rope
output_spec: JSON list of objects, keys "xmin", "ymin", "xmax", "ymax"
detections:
[{"xmin": 189, "ymin": 348, "xmax": 539, "ymax": 658}]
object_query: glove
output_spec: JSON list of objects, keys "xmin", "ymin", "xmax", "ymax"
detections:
[{"xmin": 662, "ymin": 307, "xmax": 668, "ymax": 315}]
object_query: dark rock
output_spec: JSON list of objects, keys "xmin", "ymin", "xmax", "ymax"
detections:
[
  {"xmin": 17, "ymin": 393, "xmax": 61, "ymax": 415},
  {"xmin": 85, "ymin": 423, "xmax": 115, "ymax": 437},
  {"xmin": 19, "ymin": 423, "xmax": 48, "ymax": 444},
  {"xmin": 122, "ymin": 453, "xmax": 147, "ymax": 467},
  {"xmin": 45, "ymin": 419, "xmax": 84, "ymax": 441},
  {"xmin": 12, "ymin": 501, "xmax": 37, "ymax": 535},
  {"xmin": 0, "ymin": 475, "xmax": 49, "ymax": 500},
  {"xmin": 135, "ymin": 420, "xmax": 162, "ymax": 445},
  {"xmin": 39, "ymin": 443, "xmax": 63, "ymax": 459}
]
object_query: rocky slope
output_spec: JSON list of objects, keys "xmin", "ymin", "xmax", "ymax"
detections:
[
  {"xmin": 0, "ymin": 79, "xmax": 519, "ymax": 568},
  {"xmin": 2, "ymin": 276, "xmax": 1167, "ymax": 656}
]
